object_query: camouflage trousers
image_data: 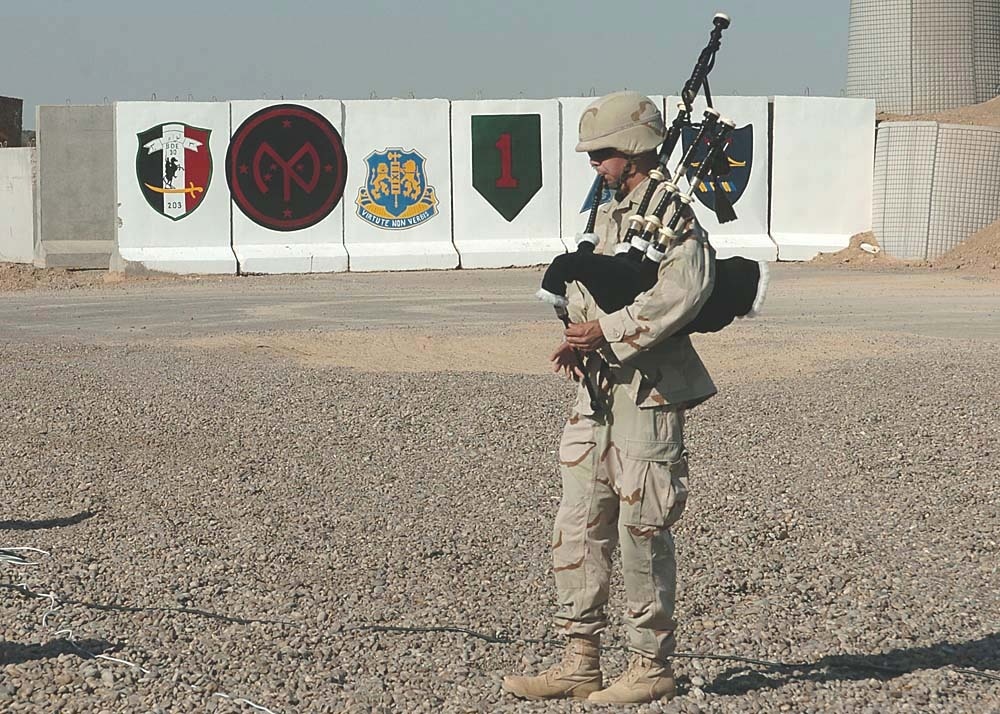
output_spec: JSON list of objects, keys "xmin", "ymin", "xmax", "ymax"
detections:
[{"xmin": 552, "ymin": 381, "xmax": 689, "ymax": 659}]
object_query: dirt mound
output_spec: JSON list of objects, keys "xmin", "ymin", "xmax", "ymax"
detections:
[
  {"xmin": 809, "ymin": 232, "xmax": 930, "ymax": 270},
  {"xmin": 0, "ymin": 262, "xmax": 188, "ymax": 292},
  {"xmin": 809, "ymin": 227, "xmax": 1000, "ymax": 276},
  {"xmin": 932, "ymin": 219, "xmax": 1000, "ymax": 273},
  {"xmin": 878, "ymin": 96, "xmax": 1000, "ymax": 128},
  {"xmin": 0, "ymin": 263, "xmax": 108, "ymax": 292}
]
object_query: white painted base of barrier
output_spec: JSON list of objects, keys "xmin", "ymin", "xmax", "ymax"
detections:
[
  {"xmin": 457, "ymin": 237, "xmax": 566, "ymax": 269},
  {"xmin": 710, "ymin": 235, "xmax": 778, "ymax": 261},
  {"xmin": 237, "ymin": 244, "xmax": 348, "ymax": 274},
  {"xmin": 346, "ymin": 241, "xmax": 459, "ymax": 272},
  {"xmin": 772, "ymin": 233, "xmax": 851, "ymax": 262},
  {"xmin": 115, "ymin": 245, "xmax": 237, "ymax": 275}
]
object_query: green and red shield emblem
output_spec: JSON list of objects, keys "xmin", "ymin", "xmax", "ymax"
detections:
[
  {"xmin": 471, "ymin": 114, "xmax": 543, "ymax": 222},
  {"xmin": 136, "ymin": 122, "xmax": 213, "ymax": 221}
]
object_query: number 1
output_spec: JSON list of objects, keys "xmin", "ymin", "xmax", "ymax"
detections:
[{"xmin": 495, "ymin": 133, "xmax": 518, "ymax": 189}]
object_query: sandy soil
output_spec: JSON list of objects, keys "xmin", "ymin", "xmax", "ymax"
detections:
[
  {"xmin": 0, "ymin": 263, "xmax": 194, "ymax": 293},
  {"xmin": 809, "ymin": 230, "xmax": 999, "ymax": 276},
  {"xmin": 181, "ymin": 322, "xmax": 933, "ymax": 389},
  {"xmin": 878, "ymin": 96, "xmax": 1000, "ymax": 128},
  {"xmin": 934, "ymin": 219, "xmax": 1000, "ymax": 273}
]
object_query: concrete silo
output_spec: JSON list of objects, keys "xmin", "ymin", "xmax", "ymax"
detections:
[{"xmin": 846, "ymin": 0, "xmax": 1000, "ymax": 114}]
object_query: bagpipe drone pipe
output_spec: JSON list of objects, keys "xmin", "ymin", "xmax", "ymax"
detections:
[{"xmin": 537, "ymin": 12, "xmax": 767, "ymax": 342}]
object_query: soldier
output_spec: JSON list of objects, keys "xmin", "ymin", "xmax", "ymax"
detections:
[
  {"xmin": 503, "ymin": 91, "xmax": 717, "ymax": 704},
  {"xmin": 164, "ymin": 157, "xmax": 181, "ymax": 188}
]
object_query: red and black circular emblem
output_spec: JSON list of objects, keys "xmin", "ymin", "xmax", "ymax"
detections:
[{"xmin": 226, "ymin": 104, "xmax": 347, "ymax": 232}]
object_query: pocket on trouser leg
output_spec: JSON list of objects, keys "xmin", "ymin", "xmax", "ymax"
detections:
[{"xmin": 621, "ymin": 439, "xmax": 689, "ymax": 530}]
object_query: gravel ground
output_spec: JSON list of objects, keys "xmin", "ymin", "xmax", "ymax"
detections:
[{"xmin": 1, "ymin": 291, "xmax": 999, "ymax": 713}]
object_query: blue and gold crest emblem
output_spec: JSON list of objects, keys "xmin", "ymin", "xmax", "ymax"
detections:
[{"xmin": 356, "ymin": 148, "xmax": 439, "ymax": 229}]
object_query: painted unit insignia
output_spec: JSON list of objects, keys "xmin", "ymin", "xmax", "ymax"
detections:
[
  {"xmin": 227, "ymin": 104, "xmax": 347, "ymax": 232},
  {"xmin": 136, "ymin": 123, "xmax": 212, "ymax": 221},
  {"xmin": 470, "ymin": 114, "xmax": 542, "ymax": 222},
  {"xmin": 681, "ymin": 123, "xmax": 753, "ymax": 212},
  {"xmin": 355, "ymin": 148, "xmax": 439, "ymax": 229}
]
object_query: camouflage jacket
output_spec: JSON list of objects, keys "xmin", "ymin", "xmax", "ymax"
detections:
[{"xmin": 567, "ymin": 176, "xmax": 717, "ymax": 413}]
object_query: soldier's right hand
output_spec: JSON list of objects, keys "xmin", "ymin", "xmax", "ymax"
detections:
[{"xmin": 550, "ymin": 341, "xmax": 584, "ymax": 381}]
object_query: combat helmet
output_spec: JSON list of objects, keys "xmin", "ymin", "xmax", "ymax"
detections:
[{"xmin": 576, "ymin": 90, "xmax": 665, "ymax": 155}]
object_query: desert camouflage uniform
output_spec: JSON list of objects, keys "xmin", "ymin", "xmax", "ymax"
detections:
[{"xmin": 552, "ymin": 176, "xmax": 717, "ymax": 660}]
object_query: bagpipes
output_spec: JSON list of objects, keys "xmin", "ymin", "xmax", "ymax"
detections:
[{"xmin": 538, "ymin": 13, "xmax": 767, "ymax": 412}]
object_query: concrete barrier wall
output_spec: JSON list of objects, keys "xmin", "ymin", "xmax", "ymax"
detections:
[
  {"xmin": 666, "ymin": 95, "xmax": 775, "ymax": 261},
  {"xmin": 114, "ymin": 102, "xmax": 236, "ymax": 274},
  {"xmin": 343, "ymin": 99, "xmax": 457, "ymax": 272},
  {"xmin": 27, "ymin": 95, "xmax": 877, "ymax": 273},
  {"xmin": 558, "ymin": 97, "xmax": 597, "ymax": 250},
  {"xmin": 36, "ymin": 105, "xmax": 116, "ymax": 268},
  {"xmin": 0, "ymin": 148, "xmax": 34, "ymax": 263},
  {"xmin": 452, "ymin": 100, "xmax": 564, "ymax": 268},
  {"xmin": 770, "ymin": 96, "xmax": 876, "ymax": 261},
  {"xmin": 229, "ymin": 100, "xmax": 348, "ymax": 274},
  {"xmin": 874, "ymin": 121, "xmax": 1000, "ymax": 260}
]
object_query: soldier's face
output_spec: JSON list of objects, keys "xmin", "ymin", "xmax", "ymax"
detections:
[{"xmin": 588, "ymin": 149, "xmax": 629, "ymax": 188}]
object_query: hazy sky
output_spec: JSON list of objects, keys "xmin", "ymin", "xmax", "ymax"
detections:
[{"xmin": 4, "ymin": 0, "xmax": 851, "ymax": 128}]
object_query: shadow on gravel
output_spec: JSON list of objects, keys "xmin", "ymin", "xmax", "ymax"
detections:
[
  {"xmin": 0, "ymin": 638, "xmax": 115, "ymax": 665},
  {"xmin": 0, "ymin": 510, "xmax": 96, "ymax": 531},
  {"xmin": 706, "ymin": 634, "xmax": 1000, "ymax": 695},
  {"xmin": 0, "ymin": 582, "xmax": 300, "ymax": 629}
]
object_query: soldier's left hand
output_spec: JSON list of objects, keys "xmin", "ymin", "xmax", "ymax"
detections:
[{"xmin": 565, "ymin": 320, "xmax": 608, "ymax": 353}]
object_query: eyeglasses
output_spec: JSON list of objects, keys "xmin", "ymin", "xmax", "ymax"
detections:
[{"xmin": 587, "ymin": 149, "xmax": 624, "ymax": 163}]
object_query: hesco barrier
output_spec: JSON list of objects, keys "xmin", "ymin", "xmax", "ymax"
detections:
[
  {"xmin": 847, "ymin": 0, "xmax": 1000, "ymax": 114},
  {"xmin": 21, "ymin": 96, "xmax": 875, "ymax": 273},
  {"xmin": 874, "ymin": 121, "xmax": 1000, "ymax": 260}
]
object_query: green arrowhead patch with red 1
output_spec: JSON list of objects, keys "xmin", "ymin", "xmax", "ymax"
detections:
[{"xmin": 471, "ymin": 114, "xmax": 543, "ymax": 222}]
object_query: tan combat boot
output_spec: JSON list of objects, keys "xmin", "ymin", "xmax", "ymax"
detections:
[
  {"xmin": 587, "ymin": 653, "xmax": 676, "ymax": 704},
  {"xmin": 501, "ymin": 635, "xmax": 602, "ymax": 700}
]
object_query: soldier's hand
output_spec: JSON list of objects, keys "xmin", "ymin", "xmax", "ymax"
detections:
[
  {"xmin": 565, "ymin": 320, "xmax": 608, "ymax": 353},
  {"xmin": 550, "ymin": 342, "xmax": 583, "ymax": 381}
]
